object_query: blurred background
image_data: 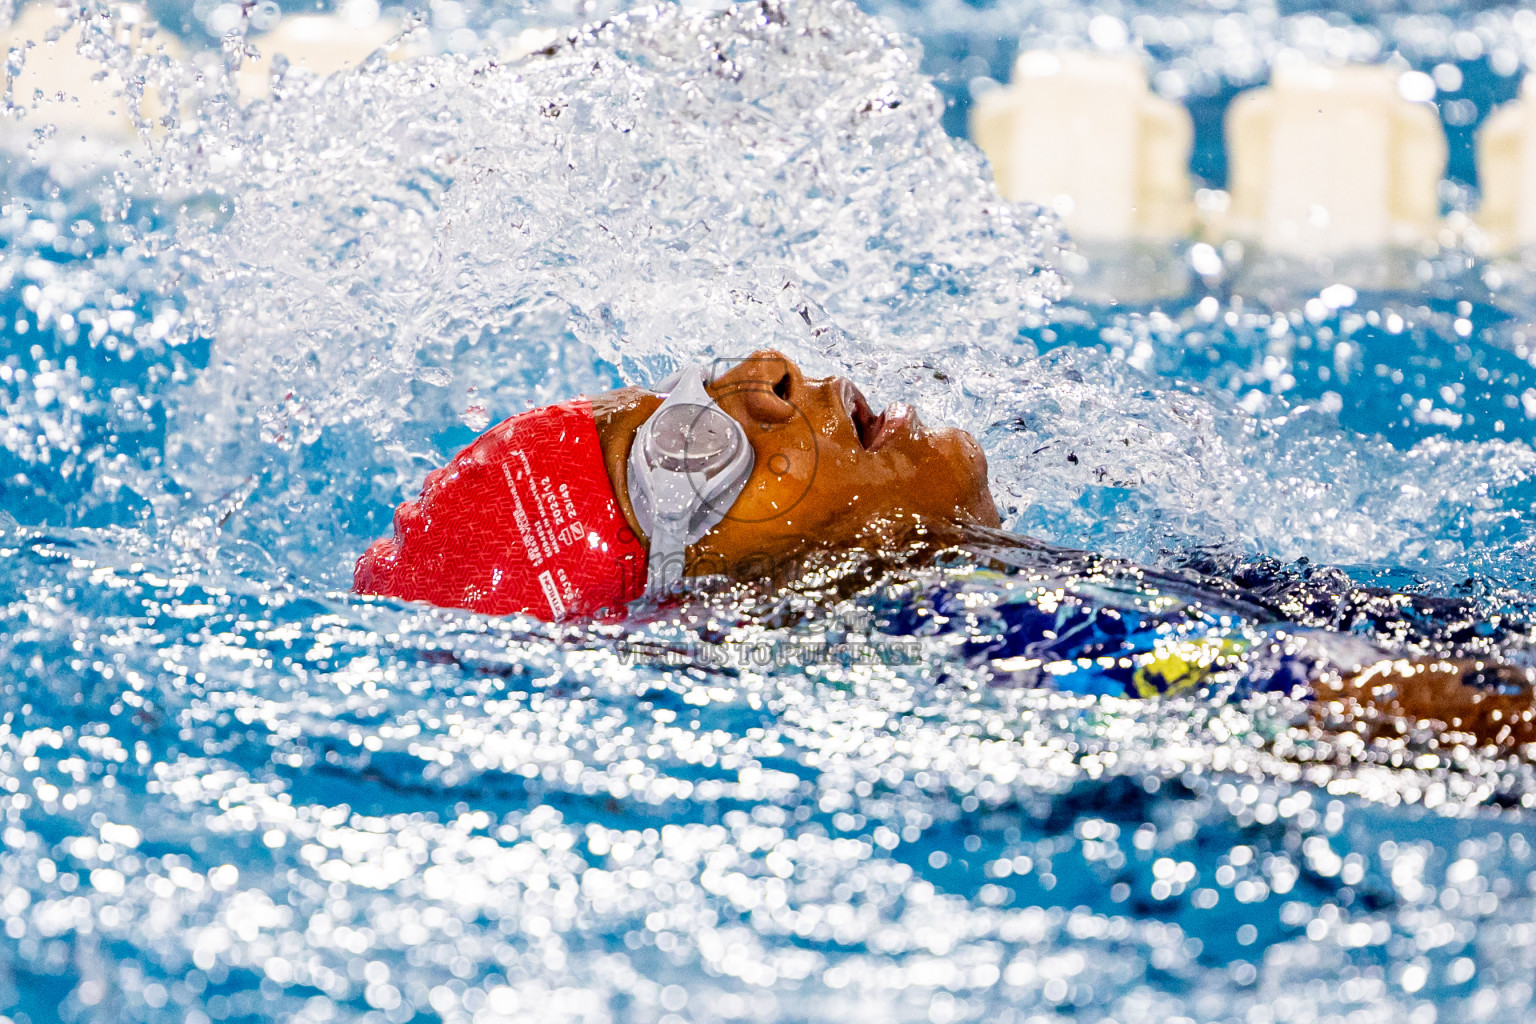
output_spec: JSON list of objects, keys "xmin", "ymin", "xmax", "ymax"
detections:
[{"xmin": 11, "ymin": 0, "xmax": 1536, "ymax": 278}]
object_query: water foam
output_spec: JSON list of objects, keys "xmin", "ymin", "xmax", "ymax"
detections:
[
  {"xmin": 4, "ymin": 2, "xmax": 1536, "ymax": 1022},
  {"xmin": 6, "ymin": 0, "xmax": 1536, "ymax": 584}
]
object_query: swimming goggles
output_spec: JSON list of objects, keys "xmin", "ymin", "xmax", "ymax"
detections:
[{"xmin": 627, "ymin": 363, "xmax": 755, "ymax": 596}]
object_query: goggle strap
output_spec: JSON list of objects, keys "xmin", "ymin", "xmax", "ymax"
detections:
[
  {"xmin": 645, "ymin": 517, "xmax": 690, "ymax": 595},
  {"xmin": 629, "ymin": 361, "xmax": 756, "ymax": 600},
  {"xmin": 654, "ymin": 360, "xmax": 730, "ymax": 395}
]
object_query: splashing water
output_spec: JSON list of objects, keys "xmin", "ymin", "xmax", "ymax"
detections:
[{"xmin": 5, "ymin": 1, "xmax": 1536, "ymax": 1023}]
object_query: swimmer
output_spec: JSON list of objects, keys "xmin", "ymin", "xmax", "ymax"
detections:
[
  {"xmin": 355, "ymin": 350, "xmax": 1536, "ymax": 754},
  {"xmin": 355, "ymin": 350, "xmax": 998, "ymax": 619}
]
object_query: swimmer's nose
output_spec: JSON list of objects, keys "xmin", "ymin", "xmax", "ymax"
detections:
[{"xmin": 710, "ymin": 350, "xmax": 800, "ymax": 423}]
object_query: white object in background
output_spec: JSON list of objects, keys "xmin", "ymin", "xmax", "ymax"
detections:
[
  {"xmin": 969, "ymin": 50, "xmax": 1194, "ymax": 243},
  {"xmin": 1223, "ymin": 62, "xmax": 1445, "ymax": 255},
  {"xmin": 234, "ymin": 1, "xmax": 409, "ymax": 104},
  {"xmin": 0, "ymin": 3, "xmax": 181, "ymax": 160},
  {"xmin": 1476, "ymin": 75, "xmax": 1536, "ymax": 255},
  {"xmin": 501, "ymin": 26, "xmax": 560, "ymax": 63}
]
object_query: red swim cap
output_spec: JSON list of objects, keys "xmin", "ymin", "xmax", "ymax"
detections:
[{"xmin": 354, "ymin": 399, "xmax": 647, "ymax": 620}]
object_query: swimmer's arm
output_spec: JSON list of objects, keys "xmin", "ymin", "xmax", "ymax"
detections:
[{"xmin": 1319, "ymin": 658, "xmax": 1536, "ymax": 751}]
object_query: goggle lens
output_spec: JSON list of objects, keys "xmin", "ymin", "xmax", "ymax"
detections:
[{"xmin": 646, "ymin": 404, "xmax": 743, "ymax": 475}]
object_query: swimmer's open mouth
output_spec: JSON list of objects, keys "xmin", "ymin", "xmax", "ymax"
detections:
[{"xmin": 841, "ymin": 379, "xmax": 915, "ymax": 452}]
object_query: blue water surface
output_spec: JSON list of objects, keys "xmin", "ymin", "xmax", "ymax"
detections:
[{"xmin": 4, "ymin": 1, "xmax": 1536, "ymax": 1023}]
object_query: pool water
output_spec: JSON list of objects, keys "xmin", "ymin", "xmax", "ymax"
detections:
[{"xmin": 3, "ymin": 0, "xmax": 1536, "ymax": 1022}]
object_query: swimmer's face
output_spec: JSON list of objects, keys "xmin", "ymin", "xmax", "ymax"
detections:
[{"xmin": 594, "ymin": 350, "xmax": 1000, "ymax": 579}]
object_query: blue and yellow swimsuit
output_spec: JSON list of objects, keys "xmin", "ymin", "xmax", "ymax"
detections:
[{"xmin": 885, "ymin": 568, "xmax": 1318, "ymax": 699}]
